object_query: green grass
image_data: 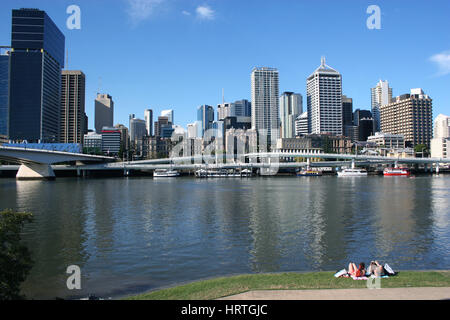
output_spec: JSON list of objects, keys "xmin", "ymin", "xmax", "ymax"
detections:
[{"xmin": 124, "ymin": 270, "xmax": 450, "ymax": 300}]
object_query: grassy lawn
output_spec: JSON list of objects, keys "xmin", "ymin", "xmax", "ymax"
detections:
[{"xmin": 125, "ymin": 270, "xmax": 450, "ymax": 300}]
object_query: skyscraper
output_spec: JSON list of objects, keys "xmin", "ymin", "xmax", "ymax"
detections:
[
  {"xmin": 234, "ymin": 99, "xmax": 251, "ymax": 117},
  {"xmin": 371, "ymin": 80, "xmax": 392, "ymax": 132},
  {"xmin": 342, "ymin": 95, "xmax": 353, "ymax": 126},
  {"xmin": 154, "ymin": 116, "xmax": 171, "ymax": 138},
  {"xmin": 144, "ymin": 109, "xmax": 153, "ymax": 136},
  {"xmin": 218, "ymin": 99, "xmax": 252, "ymax": 120},
  {"xmin": 431, "ymin": 114, "xmax": 450, "ymax": 159},
  {"xmin": 353, "ymin": 109, "xmax": 374, "ymax": 142},
  {"xmin": 60, "ymin": 70, "xmax": 86, "ymax": 144},
  {"xmin": 380, "ymin": 88, "xmax": 432, "ymax": 147},
  {"xmin": 95, "ymin": 93, "xmax": 114, "ymax": 133},
  {"xmin": 0, "ymin": 49, "xmax": 10, "ymax": 137},
  {"xmin": 114, "ymin": 123, "xmax": 129, "ymax": 153},
  {"xmin": 161, "ymin": 109, "xmax": 174, "ymax": 124},
  {"xmin": 129, "ymin": 118, "xmax": 147, "ymax": 144},
  {"xmin": 8, "ymin": 8, "xmax": 65, "ymax": 142},
  {"xmin": 433, "ymin": 114, "xmax": 450, "ymax": 139},
  {"xmin": 307, "ymin": 58, "xmax": 342, "ymax": 136},
  {"xmin": 197, "ymin": 105, "xmax": 214, "ymax": 137},
  {"xmin": 279, "ymin": 92, "xmax": 302, "ymax": 138},
  {"xmin": 187, "ymin": 122, "xmax": 199, "ymax": 138},
  {"xmin": 295, "ymin": 112, "xmax": 309, "ymax": 136},
  {"xmin": 251, "ymin": 67, "xmax": 279, "ymax": 147},
  {"xmin": 101, "ymin": 127, "xmax": 121, "ymax": 156}
]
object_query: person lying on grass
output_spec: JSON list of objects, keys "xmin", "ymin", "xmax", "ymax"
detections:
[
  {"xmin": 348, "ymin": 262, "xmax": 366, "ymax": 277},
  {"xmin": 368, "ymin": 261, "xmax": 385, "ymax": 277}
]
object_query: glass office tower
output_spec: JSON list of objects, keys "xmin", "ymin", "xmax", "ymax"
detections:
[
  {"xmin": 8, "ymin": 8, "xmax": 65, "ymax": 142},
  {"xmin": 197, "ymin": 105, "xmax": 214, "ymax": 138},
  {"xmin": 0, "ymin": 51, "xmax": 10, "ymax": 137}
]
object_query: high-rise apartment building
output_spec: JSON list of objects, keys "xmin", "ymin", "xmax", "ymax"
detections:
[
  {"xmin": 144, "ymin": 109, "xmax": 153, "ymax": 137},
  {"xmin": 8, "ymin": 8, "xmax": 65, "ymax": 142},
  {"xmin": 60, "ymin": 70, "xmax": 87, "ymax": 144},
  {"xmin": 197, "ymin": 105, "xmax": 214, "ymax": 137},
  {"xmin": 371, "ymin": 80, "xmax": 392, "ymax": 132},
  {"xmin": 95, "ymin": 93, "xmax": 114, "ymax": 133},
  {"xmin": 251, "ymin": 67, "xmax": 279, "ymax": 148},
  {"xmin": 280, "ymin": 92, "xmax": 302, "ymax": 139},
  {"xmin": 307, "ymin": 58, "xmax": 343, "ymax": 136},
  {"xmin": 380, "ymin": 88, "xmax": 432, "ymax": 147}
]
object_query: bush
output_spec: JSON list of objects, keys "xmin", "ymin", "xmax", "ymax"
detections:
[{"xmin": 0, "ymin": 209, "xmax": 34, "ymax": 300}]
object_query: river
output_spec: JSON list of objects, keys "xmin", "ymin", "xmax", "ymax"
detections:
[{"xmin": 0, "ymin": 175, "xmax": 448, "ymax": 299}]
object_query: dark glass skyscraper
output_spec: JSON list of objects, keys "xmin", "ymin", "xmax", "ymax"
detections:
[
  {"xmin": 197, "ymin": 105, "xmax": 214, "ymax": 137},
  {"xmin": 8, "ymin": 8, "xmax": 65, "ymax": 142},
  {"xmin": 0, "ymin": 51, "xmax": 10, "ymax": 137}
]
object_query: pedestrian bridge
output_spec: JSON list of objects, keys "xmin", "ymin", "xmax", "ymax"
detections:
[
  {"xmin": 0, "ymin": 146, "xmax": 114, "ymax": 179},
  {"xmin": 1, "ymin": 147, "xmax": 449, "ymax": 179}
]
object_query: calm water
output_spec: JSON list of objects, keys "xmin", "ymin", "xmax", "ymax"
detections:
[{"xmin": 0, "ymin": 175, "xmax": 449, "ymax": 299}]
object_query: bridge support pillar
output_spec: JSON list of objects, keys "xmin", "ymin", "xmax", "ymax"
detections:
[
  {"xmin": 436, "ymin": 163, "xmax": 440, "ymax": 174},
  {"xmin": 16, "ymin": 163, "xmax": 55, "ymax": 180}
]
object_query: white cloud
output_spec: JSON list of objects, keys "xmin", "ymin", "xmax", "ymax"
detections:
[
  {"xmin": 182, "ymin": 10, "xmax": 191, "ymax": 16},
  {"xmin": 126, "ymin": 0, "xmax": 164, "ymax": 24},
  {"xmin": 196, "ymin": 5, "xmax": 215, "ymax": 20},
  {"xmin": 430, "ymin": 51, "xmax": 450, "ymax": 76}
]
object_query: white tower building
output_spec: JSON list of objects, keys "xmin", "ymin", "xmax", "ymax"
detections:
[
  {"xmin": 431, "ymin": 114, "xmax": 450, "ymax": 159},
  {"xmin": 251, "ymin": 67, "xmax": 279, "ymax": 148},
  {"xmin": 144, "ymin": 109, "xmax": 153, "ymax": 136},
  {"xmin": 371, "ymin": 80, "xmax": 393, "ymax": 132},
  {"xmin": 306, "ymin": 57, "xmax": 342, "ymax": 135}
]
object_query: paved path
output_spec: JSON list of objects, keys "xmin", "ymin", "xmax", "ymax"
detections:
[{"xmin": 220, "ymin": 287, "xmax": 450, "ymax": 300}]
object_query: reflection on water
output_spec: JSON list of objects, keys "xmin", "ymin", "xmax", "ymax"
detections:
[{"xmin": 0, "ymin": 175, "xmax": 448, "ymax": 299}]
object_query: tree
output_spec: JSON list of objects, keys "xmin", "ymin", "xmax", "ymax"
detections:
[
  {"xmin": 0, "ymin": 209, "xmax": 34, "ymax": 300},
  {"xmin": 414, "ymin": 144, "xmax": 429, "ymax": 158}
]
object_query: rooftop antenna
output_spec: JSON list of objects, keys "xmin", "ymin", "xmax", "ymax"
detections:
[
  {"xmin": 66, "ymin": 48, "xmax": 69, "ymax": 70},
  {"xmin": 321, "ymin": 56, "xmax": 326, "ymax": 67},
  {"xmin": 222, "ymin": 88, "xmax": 224, "ymax": 104}
]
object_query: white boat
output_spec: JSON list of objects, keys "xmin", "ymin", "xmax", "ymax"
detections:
[
  {"xmin": 296, "ymin": 169, "xmax": 323, "ymax": 176},
  {"xmin": 153, "ymin": 169, "xmax": 180, "ymax": 177},
  {"xmin": 337, "ymin": 168, "xmax": 368, "ymax": 177},
  {"xmin": 195, "ymin": 168, "xmax": 253, "ymax": 178}
]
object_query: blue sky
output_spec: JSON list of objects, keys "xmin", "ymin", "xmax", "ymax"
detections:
[{"xmin": 1, "ymin": 0, "xmax": 449, "ymax": 130}]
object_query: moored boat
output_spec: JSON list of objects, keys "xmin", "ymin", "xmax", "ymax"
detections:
[
  {"xmin": 383, "ymin": 167, "xmax": 410, "ymax": 176},
  {"xmin": 337, "ymin": 168, "xmax": 367, "ymax": 177},
  {"xmin": 296, "ymin": 169, "xmax": 322, "ymax": 176},
  {"xmin": 153, "ymin": 169, "xmax": 180, "ymax": 177}
]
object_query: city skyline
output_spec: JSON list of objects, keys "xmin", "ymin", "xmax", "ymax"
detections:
[{"xmin": 0, "ymin": 0, "xmax": 449, "ymax": 130}]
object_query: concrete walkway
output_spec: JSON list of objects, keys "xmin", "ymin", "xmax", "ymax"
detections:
[{"xmin": 220, "ymin": 287, "xmax": 450, "ymax": 300}]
